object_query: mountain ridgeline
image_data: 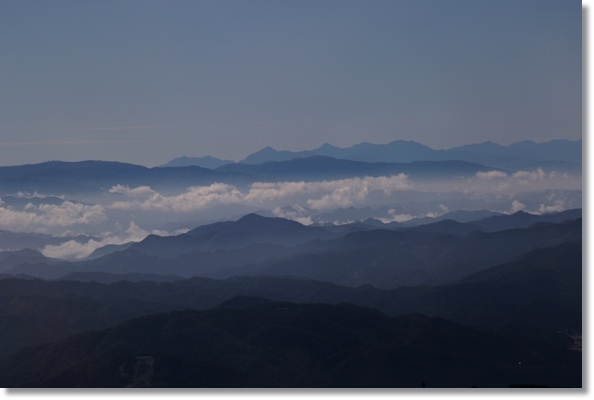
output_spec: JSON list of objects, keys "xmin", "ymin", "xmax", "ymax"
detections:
[
  {"xmin": 238, "ymin": 139, "xmax": 582, "ymax": 169},
  {"xmin": 0, "ymin": 137, "xmax": 583, "ymax": 388},
  {"xmin": 3, "ymin": 210, "xmax": 582, "ymax": 287},
  {"xmin": 0, "ymin": 215, "xmax": 583, "ymax": 387}
]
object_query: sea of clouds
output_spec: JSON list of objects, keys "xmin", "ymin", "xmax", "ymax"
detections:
[{"xmin": 0, "ymin": 169, "xmax": 580, "ymax": 260}]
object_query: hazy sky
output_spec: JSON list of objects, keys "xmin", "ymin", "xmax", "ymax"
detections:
[{"xmin": 0, "ymin": 0, "xmax": 582, "ymax": 166}]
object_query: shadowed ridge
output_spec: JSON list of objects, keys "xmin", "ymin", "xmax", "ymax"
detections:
[
  {"xmin": 234, "ymin": 213, "xmax": 305, "ymax": 228},
  {"xmin": 215, "ymin": 295, "xmax": 288, "ymax": 310}
]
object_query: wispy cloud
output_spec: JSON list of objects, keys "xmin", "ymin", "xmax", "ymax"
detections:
[
  {"xmin": 475, "ymin": 170, "xmax": 508, "ymax": 180},
  {"xmin": 245, "ymin": 175, "xmax": 412, "ymax": 204},
  {"xmin": 504, "ymin": 198, "xmax": 567, "ymax": 216},
  {"xmin": 272, "ymin": 205, "xmax": 313, "ymax": 225},
  {"xmin": 305, "ymin": 175, "xmax": 412, "ymax": 210},
  {"xmin": 509, "ymin": 200, "xmax": 526, "ymax": 213},
  {"xmin": 467, "ymin": 168, "xmax": 573, "ymax": 193},
  {"xmin": 109, "ymin": 185, "xmax": 158, "ymax": 197},
  {"xmin": 512, "ymin": 168, "xmax": 546, "ymax": 181},
  {"xmin": 378, "ymin": 204, "xmax": 449, "ymax": 224},
  {"xmin": 0, "ymin": 201, "xmax": 106, "ymax": 233},
  {"xmin": 537, "ymin": 200, "xmax": 566, "ymax": 214}
]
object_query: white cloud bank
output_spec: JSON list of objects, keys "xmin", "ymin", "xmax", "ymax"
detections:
[
  {"xmin": 1, "ymin": 169, "xmax": 576, "ymax": 246},
  {"xmin": 512, "ymin": 168, "xmax": 546, "ymax": 181},
  {"xmin": 468, "ymin": 168, "xmax": 574, "ymax": 194},
  {"xmin": 0, "ymin": 201, "xmax": 106, "ymax": 233},
  {"xmin": 110, "ymin": 183, "xmax": 243, "ymax": 212},
  {"xmin": 107, "ymin": 174, "xmax": 412, "ymax": 213},
  {"xmin": 378, "ymin": 204, "xmax": 449, "ymax": 224}
]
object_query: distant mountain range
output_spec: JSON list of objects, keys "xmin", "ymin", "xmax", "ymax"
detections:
[
  {"xmin": 165, "ymin": 138, "xmax": 581, "ymax": 170},
  {"xmin": 240, "ymin": 139, "xmax": 582, "ymax": 169}
]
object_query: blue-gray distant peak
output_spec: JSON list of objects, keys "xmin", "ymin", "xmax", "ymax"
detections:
[
  {"xmin": 241, "ymin": 146, "xmax": 299, "ymax": 164},
  {"xmin": 241, "ymin": 140, "xmax": 438, "ymax": 164},
  {"xmin": 449, "ymin": 139, "xmax": 582, "ymax": 164},
  {"xmin": 240, "ymin": 139, "xmax": 581, "ymax": 168}
]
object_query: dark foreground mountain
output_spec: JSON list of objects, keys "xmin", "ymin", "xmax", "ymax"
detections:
[
  {"xmin": 0, "ymin": 298, "xmax": 581, "ymax": 388},
  {"xmin": 381, "ymin": 242, "xmax": 582, "ymax": 332},
  {"xmin": 238, "ymin": 217, "xmax": 581, "ymax": 287},
  {"xmin": 58, "ymin": 271, "xmax": 184, "ymax": 284},
  {"xmin": 0, "ymin": 241, "xmax": 580, "ymax": 364}
]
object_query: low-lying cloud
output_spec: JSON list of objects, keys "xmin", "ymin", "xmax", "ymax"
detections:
[
  {"xmin": 468, "ymin": 168, "xmax": 573, "ymax": 193},
  {"xmin": 509, "ymin": 200, "xmax": 526, "ymax": 213},
  {"xmin": 0, "ymin": 201, "xmax": 106, "ymax": 233},
  {"xmin": 0, "ymin": 170, "xmax": 578, "ymax": 248},
  {"xmin": 107, "ymin": 174, "xmax": 412, "ymax": 213},
  {"xmin": 475, "ymin": 170, "xmax": 508, "ymax": 180},
  {"xmin": 271, "ymin": 205, "xmax": 313, "ymax": 226},
  {"xmin": 110, "ymin": 183, "xmax": 243, "ymax": 212},
  {"xmin": 512, "ymin": 168, "xmax": 547, "ymax": 181},
  {"xmin": 41, "ymin": 222, "xmax": 189, "ymax": 260},
  {"xmin": 378, "ymin": 204, "xmax": 449, "ymax": 224}
]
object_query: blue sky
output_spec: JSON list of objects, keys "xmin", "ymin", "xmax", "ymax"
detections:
[{"xmin": 0, "ymin": 0, "xmax": 582, "ymax": 166}]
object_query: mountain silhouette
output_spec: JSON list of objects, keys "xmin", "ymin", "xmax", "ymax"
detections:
[
  {"xmin": 6, "ymin": 213, "xmax": 581, "ymax": 287},
  {"xmin": 128, "ymin": 213, "xmax": 336, "ymax": 257},
  {"xmin": 1, "ymin": 298, "xmax": 581, "ymax": 387},
  {"xmin": 0, "ymin": 238, "xmax": 581, "ymax": 375}
]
